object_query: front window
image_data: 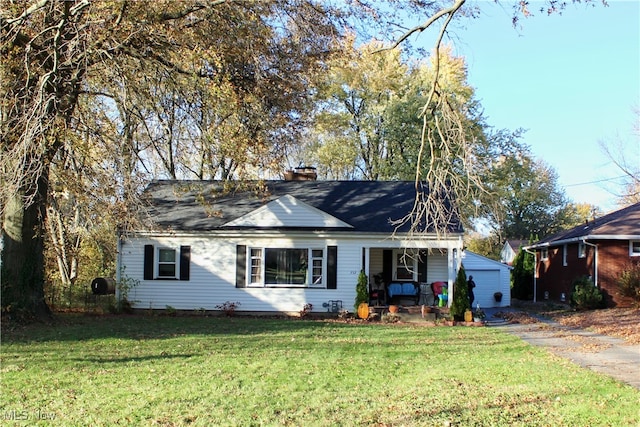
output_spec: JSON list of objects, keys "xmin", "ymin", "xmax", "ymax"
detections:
[
  {"xmin": 158, "ymin": 248, "xmax": 177, "ymax": 278},
  {"xmin": 250, "ymin": 247, "xmax": 324, "ymax": 287},
  {"xmin": 395, "ymin": 250, "xmax": 416, "ymax": 280},
  {"xmin": 630, "ymin": 241, "xmax": 640, "ymax": 257}
]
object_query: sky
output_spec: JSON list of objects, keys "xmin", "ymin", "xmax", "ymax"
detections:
[{"xmin": 408, "ymin": 0, "xmax": 639, "ymax": 213}]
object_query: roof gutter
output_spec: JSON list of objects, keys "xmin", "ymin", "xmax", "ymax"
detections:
[
  {"xmin": 524, "ymin": 234, "xmax": 640, "ymax": 250},
  {"xmin": 123, "ymin": 229, "xmax": 465, "ymax": 241},
  {"xmin": 526, "ymin": 237, "xmax": 600, "ymax": 290}
]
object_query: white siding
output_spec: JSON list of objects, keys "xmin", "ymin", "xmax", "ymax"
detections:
[
  {"xmin": 224, "ymin": 195, "xmax": 352, "ymax": 228},
  {"xmin": 426, "ymin": 251, "xmax": 448, "ymax": 284},
  {"xmin": 120, "ymin": 233, "xmax": 463, "ymax": 313},
  {"xmin": 121, "ymin": 235, "xmax": 364, "ymax": 313},
  {"xmin": 500, "ymin": 243, "xmax": 515, "ymax": 265}
]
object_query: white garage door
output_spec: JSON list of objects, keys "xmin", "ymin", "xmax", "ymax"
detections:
[{"xmin": 466, "ymin": 269, "xmax": 501, "ymax": 308}]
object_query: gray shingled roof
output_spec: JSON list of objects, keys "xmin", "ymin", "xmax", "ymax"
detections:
[
  {"xmin": 140, "ymin": 180, "xmax": 463, "ymax": 234},
  {"xmin": 530, "ymin": 201, "xmax": 640, "ymax": 247}
]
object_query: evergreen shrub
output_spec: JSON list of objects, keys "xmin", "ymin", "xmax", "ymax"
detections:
[
  {"xmin": 450, "ymin": 264, "xmax": 469, "ymax": 321},
  {"xmin": 570, "ymin": 276, "xmax": 604, "ymax": 310}
]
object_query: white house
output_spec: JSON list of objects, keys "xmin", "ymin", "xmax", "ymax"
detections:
[
  {"xmin": 500, "ymin": 239, "xmax": 527, "ymax": 265},
  {"xmin": 117, "ymin": 177, "xmax": 465, "ymax": 314},
  {"xmin": 461, "ymin": 251, "xmax": 512, "ymax": 308}
]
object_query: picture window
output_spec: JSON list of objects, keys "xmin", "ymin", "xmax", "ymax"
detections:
[{"xmin": 248, "ymin": 247, "xmax": 325, "ymax": 287}]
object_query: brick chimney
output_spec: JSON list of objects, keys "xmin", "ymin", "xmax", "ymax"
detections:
[{"xmin": 284, "ymin": 166, "xmax": 317, "ymax": 181}]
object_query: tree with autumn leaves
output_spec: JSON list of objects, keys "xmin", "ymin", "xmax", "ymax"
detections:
[
  {"xmin": 1, "ymin": 0, "xmax": 609, "ymax": 319},
  {"xmin": 0, "ymin": 0, "xmax": 345, "ymax": 319}
]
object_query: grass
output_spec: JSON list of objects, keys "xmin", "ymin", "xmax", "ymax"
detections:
[{"xmin": 1, "ymin": 314, "xmax": 638, "ymax": 426}]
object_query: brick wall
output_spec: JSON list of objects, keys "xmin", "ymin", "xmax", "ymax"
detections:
[{"xmin": 535, "ymin": 240, "xmax": 637, "ymax": 307}]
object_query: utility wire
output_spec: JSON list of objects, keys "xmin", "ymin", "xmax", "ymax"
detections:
[{"xmin": 564, "ymin": 175, "xmax": 628, "ymax": 187}]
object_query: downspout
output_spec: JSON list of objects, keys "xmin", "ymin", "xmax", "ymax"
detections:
[
  {"xmin": 115, "ymin": 231, "xmax": 123, "ymax": 302},
  {"xmin": 447, "ymin": 248, "xmax": 454, "ymax": 308},
  {"xmin": 583, "ymin": 240, "xmax": 598, "ymax": 288},
  {"xmin": 447, "ymin": 246, "xmax": 457, "ymax": 308},
  {"xmin": 449, "ymin": 237, "xmax": 464, "ymax": 308},
  {"xmin": 523, "ymin": 247, "xmax": 537, "ymax": 303}
]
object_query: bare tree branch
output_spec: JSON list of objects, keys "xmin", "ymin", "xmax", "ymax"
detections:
[
  {"xmin": 387, "ymin": 0, "xmax": 466, "ymax": 51},
  {"xmin": 2, "ymin": 0, "xmax": 49, "ymax": 26}
]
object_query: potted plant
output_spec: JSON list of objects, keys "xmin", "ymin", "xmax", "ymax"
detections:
[{"xmin": 494, "ymin": 291, "xmax": 503, "ymax": 303}]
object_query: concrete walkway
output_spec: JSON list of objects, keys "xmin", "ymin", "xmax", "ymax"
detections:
[{"xmin": 483, "ymin": 308, "xmax": 640, "ymax": 390}]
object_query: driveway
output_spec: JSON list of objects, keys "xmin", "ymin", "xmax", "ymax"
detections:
[{"xmin": 485, "ymin": 308, "xmax": 640, "ymax": 390}]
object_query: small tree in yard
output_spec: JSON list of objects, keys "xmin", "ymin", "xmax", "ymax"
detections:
[
  {"xmin": 450, "ymin": 264, "xmax": 469, "ymax": 321},
  {"xmin": 511, "ymin": 244, "xmax": 535, "ymax": 300},
  {"xmin": 617, "ymin": 262, "xmax": 640, "ymax": 303},
  {"xmin": 355, "ymin": 270, "xmax": 369, "ymax": 311}
]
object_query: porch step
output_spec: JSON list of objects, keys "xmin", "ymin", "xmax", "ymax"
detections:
[{"xmin": 485, "ymin": 318, "xmax": 509, "ymax": 326}]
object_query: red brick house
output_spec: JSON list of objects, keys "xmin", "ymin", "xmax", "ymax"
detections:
[{"xmin": 525, "ymin": 202, "xmax": 640, "ymax": 307}]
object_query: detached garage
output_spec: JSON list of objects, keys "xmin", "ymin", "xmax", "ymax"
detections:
[{"xmin": 461, "ymin": 251, "xmax": 511, "ymax": 308}]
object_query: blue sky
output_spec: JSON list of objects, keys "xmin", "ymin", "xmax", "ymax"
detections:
[{"xmin": 410, "ymin": 0, "xmax": 639, "ymax": 212}]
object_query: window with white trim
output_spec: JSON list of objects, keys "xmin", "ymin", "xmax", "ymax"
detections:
[
  {"xmin": 143, "ymin": 245, "xmax": 190, "ymax": 281},
  {"xmin": 541, "ymin": 248, "xmax": 548, "ymax": 261},
  {"xmin": 578, "ymin": 242, "xmax": 586, "ymax": 258},
  {"xmin": 248, "ymin": 247, "xmax": 325, "ymax": 287},
  {"xmin": 394, "ymin": 250, "xmax": 417, "ymax": 280},
  {"xmin": 158, "ymin": 248, "xmax": 177, "ymax": 278},
  {"xmin": 630, "ymin": 241, "xmax": 640, "ymax": 257},
  {"xmin": 311, "ymin": 249, "xmax": 324, "ymax": 284},
  {"xmin": 250, "ymin": 248, "xmax": 263, "ymax": 285}
]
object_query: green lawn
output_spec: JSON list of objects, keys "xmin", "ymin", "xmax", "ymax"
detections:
[{"xmin": 1, "ymin": 315, "xmax": 638, "ymax": 426}]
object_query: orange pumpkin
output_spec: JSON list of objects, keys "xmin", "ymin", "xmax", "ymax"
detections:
[{"xmin": 357, "ymin": 302, "xmax": 369, "ymax": 319}]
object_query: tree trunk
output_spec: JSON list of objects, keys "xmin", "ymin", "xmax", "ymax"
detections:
[
  {"xmin": 1, "ymin": 175, "xmax": 52, "ymax": 321},
  {"xmin": 47, "ymin": 200, "xmax": 81, "ymax": 290}
]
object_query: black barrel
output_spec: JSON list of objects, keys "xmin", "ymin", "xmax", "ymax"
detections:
[{"xmin": 91, "ymin": 277, "xmax": 116, "ymax": 295}]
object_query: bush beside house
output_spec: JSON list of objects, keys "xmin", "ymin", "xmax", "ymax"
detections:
[
  {"xmin": 355, "ymin": 270, "xmax": 369, "ymax": 311},
  {"xmin": 450, "ymin": 265, "xmax": 469, "ymax": 321}
]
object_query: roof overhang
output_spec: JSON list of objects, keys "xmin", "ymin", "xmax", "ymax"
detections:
[
  {"xmin": 122, "ymin": 229, "xmax": 464, "ymax": 248},
  {"xmin": 525, "ymin": 234, "xmax": 640, "ymax": 250}
]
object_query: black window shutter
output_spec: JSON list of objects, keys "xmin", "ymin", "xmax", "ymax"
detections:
[
  {"xmin": 144, "ymin": 244, "xmax": 154, "ymax": 280},
  {"xmin": 327, "ymin": 246, "xmax": 337, "ymax": 289},
  {"xmin": 382, "ymin": 250, "xmax": 392, "ymax": 284},
  {"xmin": 180, "ymin": 246, "xmax": 191, "ymax": 281},
  {"xmin": 236, "ymin": 245, "xmax": 247, "ymax": 288},
  {"xmin": 418, "ymin": 249, "xmax": 428, "ymax": 283}
]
